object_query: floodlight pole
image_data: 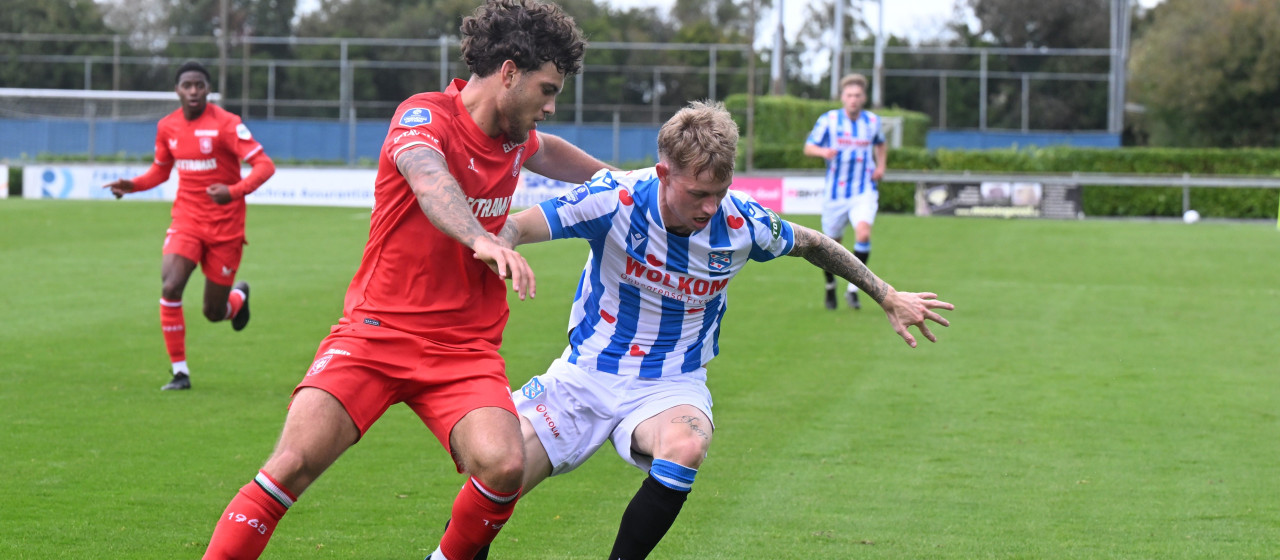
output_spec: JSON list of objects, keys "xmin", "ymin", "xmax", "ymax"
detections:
[
  {"xmin": 769, "ymin": 0, "xmax": 785, "ymax": 95},
  {"xmin": 218, "ymin": 0, "xmax": 229, "ymax": 98},
  {"xmin": 830, "ymin": 0, "xmax": 845, "ymax": 98},
  {"xmin": 872, "ymin": 0, "xmax": 884, "ymax": 108}
]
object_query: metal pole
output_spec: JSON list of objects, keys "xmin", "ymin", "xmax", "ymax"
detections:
[
  {"xmin": 340, "ymin": 40, "xmax": 350, "ymax": 121},
  {"xmin": 574, "ymin": 71, "xmax": 583, "ymax": 126},
  {"xmin": 872, "ymin": 0, "xmax": 884, "ymax": 108},
  {"xmin": 241, "ymin": 34, "xmax": 251, "ymax": 117},
  {"xmin": 348, "ymin": 107, "xmax": 357, "ymax": 166},
  {"xmin": 747, "ymin": 0, "xmax": 757, "ymax": 172},
  {"xmin": 1108, "ymin": 0, "xmax": 1118, "ymax": 132},
  {"xmin": 979, "ymin": 50, "xmax": 988, "ymax": 131},
  {"xmin": 84, "ymin": 59, "xmax": 91, "ymax": 90},
  {"xmin": 830, "ymin": 0, "xmax": 844, "ymax": 98},
  {"xmin": 267, "ymin": 61, "xmax": 276, "ymax": 119},
  {"xmin": 709, "ymin": 45, "xmax": 718, "ymax": 100},
  {"xmin": 612, "ymin": 110, "xmax": 621, "ymax": 164},
  {"xmin": 439, "ymin": 35, "xmax": 449, "ymax": 92},
  {"xmin": 652, "ymin": 67, "xmax": 660, "ymax": 124},
  {"xmin": 1021, "ymin": 74, "xmax": 1030, "ymax": 131},
  {"xmin": 770, "ymin": 0, "xmax": 784, "ymax": 95},
  {"xmin": 219, "ymin": 0, "xmax": 229, "ymax": 98},
  {"xmin": 112, "ymin": 35, "xmax": 121, "ymax": 118},
  {"xmin": 86, "ymin": 101, "xmax": 96, "ymax": 162},
  {"xmin": 939, "ymin": 73, "xmax": 947, "ymax": 129}
]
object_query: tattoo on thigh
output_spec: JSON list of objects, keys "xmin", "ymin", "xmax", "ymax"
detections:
[{"xmin": 672, "ymin": 416, "xmax": 709, "ymax": 440}]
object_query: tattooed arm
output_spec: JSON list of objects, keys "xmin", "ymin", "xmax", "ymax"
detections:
[
  {"xmin": 787, "ymin": 223, "xmax": 955, "ymax": 347},
  {"xmin": 788, "ymin": 224, "xmax": 890, "ymax": 303},
  {"xmin": 397, "ymin": 147, "xmax": 535, "ymax": 300}
]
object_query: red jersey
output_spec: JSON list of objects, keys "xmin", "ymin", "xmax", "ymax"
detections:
[
  {"xmin": 150, "ymin": 103, "xmax": 266, "ymax": 242},
  {"xmin": 340, "ymin": 79, "xmax": 540, "ymax": 349}
]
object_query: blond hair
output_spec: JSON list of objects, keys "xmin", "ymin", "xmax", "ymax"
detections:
[
  {"xmin": 838, "ymin": 73, "xmax": 868, "ymax": 96},
  {"xmin": 656, "ymin": 100, "xmax": 739, "ymax": 184}
]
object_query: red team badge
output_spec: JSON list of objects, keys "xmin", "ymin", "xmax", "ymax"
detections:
[
  {"xmin": 618, "ymin": 190, "xmax": 634, "ymax": 206},
  {"xmin": 726, "ymin": 215, "xmax": 744, "ymax": 229},
  {"xmin": 306, "ymin": 355, "xmax": 332, "ymax": 376}
]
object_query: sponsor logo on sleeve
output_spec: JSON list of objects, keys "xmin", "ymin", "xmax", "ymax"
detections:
[
  {"xmin": 236, "ymin": 123, "xmax": 253, "ymax": 140},
  {"xmin": 399, "ymin": 108, "xmax": 432, "ymax": 127},
  {"xmin": 765, "ymin": 208, "xmax": 782, "ymax": 239}
]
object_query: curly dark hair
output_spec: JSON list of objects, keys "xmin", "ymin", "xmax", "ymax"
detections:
[{"xmin": 460, "ymin": 0, "xmax": 585, "ymax": 78}]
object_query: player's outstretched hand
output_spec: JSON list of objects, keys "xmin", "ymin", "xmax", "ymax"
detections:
[
  {"xmin": 879, "ymin": 289, "xmax": 954, "ymax": 348},
  {"xmin": 473, "ymin": 234, "xmax": 536, "ymax": 301},
  {"xmin": 206, "ymin": 183, "xmax": 233, "ymax": 204},
  {"xmin": 102, "ymin": 178, "xmax": 136, "ymax": 199}
]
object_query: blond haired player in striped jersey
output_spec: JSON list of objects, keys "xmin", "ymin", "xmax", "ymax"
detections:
[{"xmin": 477, "ymin": 101, "xmax": 951, "ymax": 560}]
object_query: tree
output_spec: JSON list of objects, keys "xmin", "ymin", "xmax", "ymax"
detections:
[
  {"xmin": 0, "ymin": 0, "xmax": 116, "ymax": 89},
  {"xmin": 1129, "ymin": 0, "xmax": 1280, "ymax": 147}
]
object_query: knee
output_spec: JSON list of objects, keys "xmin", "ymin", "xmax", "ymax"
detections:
[
  {"xmin": 463, "ymin": 445, "xmax": 525, "ymax": 492},
  {"xmin": 262, "ymin": 448, "xmax": 313, "ymax": 493},
  {"xmin": 656, "ymin": 436, "xmax": 709, "ymax": 469}
]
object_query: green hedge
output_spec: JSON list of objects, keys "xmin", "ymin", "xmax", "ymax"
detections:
[
  {"xmin": 751, "ymin": 144, "xmax": 1279, "ymax": 219},
  {"xmin": 724, "ymin": 94, "xmax": 931, "ymax": 172},
  {"xmin": 7, "ymin": 166, "xmax": 18, "ymax": 197}
]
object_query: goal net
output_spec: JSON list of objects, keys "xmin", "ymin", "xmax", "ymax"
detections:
[{"xmin": 0, "ymin": 88, "xmax": 222, "ymax": 121}]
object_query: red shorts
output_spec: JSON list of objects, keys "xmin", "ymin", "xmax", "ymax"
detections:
[
  {"xmin": 163, "ymin": 228, "xmax": 244, "ymax": 287},
  {"xmin": 294, "ymin": 323, "xmax": 517, "ymax": 470}
]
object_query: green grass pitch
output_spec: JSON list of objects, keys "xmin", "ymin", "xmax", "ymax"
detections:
[{"xmin": 2, "ymin": 199, "xmax": 1278, "ymax": 559}]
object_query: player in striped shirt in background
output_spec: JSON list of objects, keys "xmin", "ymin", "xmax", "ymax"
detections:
[
  {"xmin": 481, "ymin": 100, "xmax": 951, "ymax": 559},
  {"xmin": 804, "ymin": 73, "xmax": 888, "ymax": 311}
]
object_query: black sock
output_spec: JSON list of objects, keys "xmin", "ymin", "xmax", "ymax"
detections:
[
  {"xmin": 609, "ymin": 475, "xmax": 689, "ymax": 560},
  {"xmin": 823, "ymin": 270, "xmax": 835, "ymax": 286},
  {"xmin": 854, "ymin": 250, "xmax": 870, "ymax": 265}
]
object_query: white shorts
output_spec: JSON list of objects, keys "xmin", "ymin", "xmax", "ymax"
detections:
[
  {"xmin": 512, "ymin": 356, "xmax": 713, "ymax": 476},
  {"xmin": 821, "ymin": 194, "xmax": 879, "ymax": 238}
]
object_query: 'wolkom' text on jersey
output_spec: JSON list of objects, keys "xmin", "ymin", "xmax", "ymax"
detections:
[
  {"xmin": 538, "ymin": 168, "xmax": 796, "ymax": 379},
  {"xmin": 806, "ymin": 109, "xmax": 885, "ymax": 200}
]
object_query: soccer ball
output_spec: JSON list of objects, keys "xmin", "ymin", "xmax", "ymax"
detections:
[{"xmin": 1182, "ymin": 209, "xmax": 1200, "ymax": 224}]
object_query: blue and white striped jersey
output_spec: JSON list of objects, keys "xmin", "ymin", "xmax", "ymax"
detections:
[
  {"xmin": 805, "ymin": 109, "xmax": 886, "ymax": 200},
  {"xmin": 537, "ymin": 168, "xmax": 796, "ymax": 379}
]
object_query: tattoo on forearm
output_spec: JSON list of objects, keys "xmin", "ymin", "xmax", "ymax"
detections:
[
  {"xmin": 498, "ymin": 219, "xmax": 519, "ymax": 247},
  {"xmin": 672, "ymin": 416, "xmax": 710, "ymax": 440},
  {"xmin": 791, "ymin": 226, "xmax": 888, "ymax": 303},
  {"xmin": 399, "ymin": 148, "xmax": 488, "ymax": 247}
]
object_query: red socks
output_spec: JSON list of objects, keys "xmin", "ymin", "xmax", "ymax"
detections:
[
  {"xmin": 225, "ymin": 288, "xmax": 246, "ymax": 320},
  {"xmin": 203, "ymin": 471, "xmax": 295, "ymax": 560},
  {"xmin": 438, "ymin": 477, "xmax": 520, "ymax": 560},
  {"xmin": 160, "ymin": 299, "xmax": 186, "ymax": 364}
]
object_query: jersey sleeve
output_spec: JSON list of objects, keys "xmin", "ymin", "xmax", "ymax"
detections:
[
  {"xmin": 222, "ymin": 114, "xmax": 266, "ymax": 161},
  {"xmin": 537, "ymin": 168, "xmax": 624, "ymax": 241},
  {"xmin": 384, "ymin": 102, "xmax": 447, "ymax": 166},
  {"xmin": 729, "ymin": 191, "xmax": 795, "ymax": 262},
  {"xmin": 152, "ymin": 121, "xmax": 172, "ymax": 165},
  {"xmin": 871, "ymin": 113, "xmax": 886, "ymax": 146},
  {"xmin": 805, "ymin": 112, "xmax": 831, "ymax": 147}
]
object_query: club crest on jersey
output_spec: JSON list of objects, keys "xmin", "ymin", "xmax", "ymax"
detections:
[
  {"xmin": 199, "ymin": 137, "xmax": 213, "ymax": 154},
  {"xmin": 521, "ymin": 377, "xmax": 546, "ymax": 399},
  {"xmin": 306, "ymin": 355, "xmax": 332, "ymax": 377},
  {"xmin": 399, "ymin": 108, "xmax": 432, "ymax": 127},
  {"xmin": 562, "ymin": 184, "xmax": 591, "ymax": 204},
  {"xmin": 708, "ymin": 250, "xmax": 733, "ymax": 272}
]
